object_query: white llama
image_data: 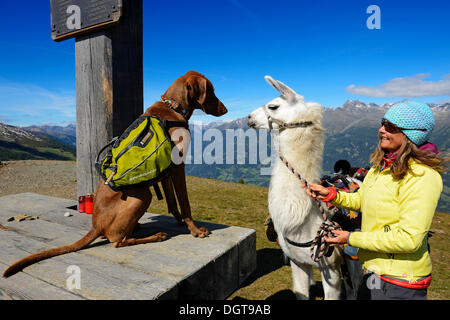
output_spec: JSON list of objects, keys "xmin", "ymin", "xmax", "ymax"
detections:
[{"xmin": 248, "ymin": 76, "xmax": 345, "ymax": 300}]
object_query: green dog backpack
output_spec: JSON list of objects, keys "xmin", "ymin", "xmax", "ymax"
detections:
[{"xmin": 95, "ymin": 116, "xmax": 175, "ymax": 191}]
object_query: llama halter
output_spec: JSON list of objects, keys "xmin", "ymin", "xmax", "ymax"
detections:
[{"xmin": 262, "ymin": 105, "xmax": 313, "ymax": 131}]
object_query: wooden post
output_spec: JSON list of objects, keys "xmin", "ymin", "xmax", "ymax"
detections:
[{"xmin": 75, "ymin": 0, "xmax": 143, "ymax": 197}]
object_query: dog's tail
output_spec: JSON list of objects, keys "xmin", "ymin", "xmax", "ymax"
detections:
[{"xmin": 3, "ymin": 228, "xmax": 100, "ymax": 278}]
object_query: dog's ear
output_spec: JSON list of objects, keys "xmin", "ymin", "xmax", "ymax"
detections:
[
  {"xmin": 186, "ymin": 75, "xmax": 207, "ymax": 109},
  {"xmin": 264, "ymin": 76, "xmax": 303, "ymax": 104}
]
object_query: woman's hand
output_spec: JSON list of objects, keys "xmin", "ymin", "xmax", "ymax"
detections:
[
  {"xmin": 302, "ymin": 183, "xmax": 330, "ymax": 200},
  {"xmin": 324, "ymin": 230, "xmax": 350, "ymax": 246}
]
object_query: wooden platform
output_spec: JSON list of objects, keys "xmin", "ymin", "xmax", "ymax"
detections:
[{"xmin": 0, "ymin": 193, "xmax": 256, "ymax": 300}]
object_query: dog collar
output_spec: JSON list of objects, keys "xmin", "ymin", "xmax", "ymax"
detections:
[{"xmin": 161, "ymin": 98, "xmax": 188, "ymax": 118}]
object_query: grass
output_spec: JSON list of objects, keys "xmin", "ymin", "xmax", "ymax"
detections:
[
  {"xmin": 36, "ymin": 147, "xmax": 76, "ymax": 160},
  {"xmin": 148, "ymin": 176, "xmax": 450, "ymax": 300},
  {"xmin": 427, "ymin": 212, "xmax": 450, "ymax": 299}
]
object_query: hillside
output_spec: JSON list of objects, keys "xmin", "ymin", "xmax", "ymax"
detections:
[
  {"xmin": 0, "ymin": 160, "xmax": 448, "ymax": 300},
  {"xmin": 0, "ymin": 122, "xmax": 75, "ymax": 161},
  {"xmin": 23, "ymin": 123, "xmax": 76, "ymax": 147}
]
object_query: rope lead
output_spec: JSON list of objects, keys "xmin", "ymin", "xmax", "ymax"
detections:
[{"xmin": 279, "ymin": 155, "xmax": 341, "ymax": 262}]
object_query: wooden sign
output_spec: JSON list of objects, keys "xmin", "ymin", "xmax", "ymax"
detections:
[{"xmin": 50, "ymin": 0, "xmax": 122, "ymax": 41}]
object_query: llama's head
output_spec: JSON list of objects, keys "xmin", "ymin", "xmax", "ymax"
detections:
[{"xmin": 247, "ymin": 76, "xmax": 322, "ymax": 131}]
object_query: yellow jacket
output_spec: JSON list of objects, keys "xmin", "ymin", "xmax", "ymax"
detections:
[{"xmin": 331, "ymin": 160, "xmax": 443, "ymax": 282}]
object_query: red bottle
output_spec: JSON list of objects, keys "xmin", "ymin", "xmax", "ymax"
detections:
[
  {"xmin": 85, "ymin": 194, "xmax": 94, "ymax": 214},
  {"xmin": 78, "ymin": 196, "xmax": 86, "ymax": 213}
]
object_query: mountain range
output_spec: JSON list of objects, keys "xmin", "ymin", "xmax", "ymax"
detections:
[
  {"xmin": 0, "ymin": 100, "xmax": 448, "ymax": 212},
  {"xmin": 0, "ymin": 122, "xmax": 75, "ymax": 161}
]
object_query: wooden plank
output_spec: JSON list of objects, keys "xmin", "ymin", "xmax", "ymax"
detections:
[
  {"xmin": 1, "ymin": 213, "xmax": 241, "ymax": 276},
  {"xmin": 0, "ymin": 192, "xmax": 76, "ymax": 211},
  {"xmin": 0, "ymin": 193, "xmax": 91, "ymax": 231},
  {"xmin": 75, "ymin": 0, "xmax": 143, "ymax": 197},
  {"xmin": 0, "ymin": 231, "xmax": 177, "ymax": 300}
]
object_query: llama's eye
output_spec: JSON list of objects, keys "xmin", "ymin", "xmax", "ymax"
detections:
[{"xmin": 268, "ymin": 105, "xmax": 279, "ymax": 111}]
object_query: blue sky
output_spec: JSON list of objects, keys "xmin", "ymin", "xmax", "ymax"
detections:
[{"xmin": 0, "ymin": 0, "xmax": 449, "ymax": 126}]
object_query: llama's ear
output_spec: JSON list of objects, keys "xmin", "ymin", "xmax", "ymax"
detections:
[
  {"xmin": 264, "ymin": 75, "xmax": 278, "ymax": 91},
  {"xmin": 264, "ymin": 76, "xmax": 298, "ymax": 104}
]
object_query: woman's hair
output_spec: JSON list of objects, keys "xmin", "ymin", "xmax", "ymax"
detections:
[{"xmin": 370, "ymin": 135, "xmax": 447, "ymax": 180}]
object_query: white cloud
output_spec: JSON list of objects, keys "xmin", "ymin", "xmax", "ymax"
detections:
[{"xmin": 346, "ymin": 74, "xmax": 450, "ymax": 97}]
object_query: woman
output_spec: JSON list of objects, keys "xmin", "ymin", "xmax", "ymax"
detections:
[{"xmin": 306, "ymin": 101, "xmax": 445, "ymax": 300}]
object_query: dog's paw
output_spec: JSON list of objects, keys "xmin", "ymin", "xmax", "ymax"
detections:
[
  {"xmin": 156, "ymin": 232, "xmax": 168, "ymax": 241},
  {"xmin": 199, "ymin": 227, "xmax": 211, "ymax": 236},
  {"xmin": 192, "ymin": 227, "xmax": 211, "ymax": 238}
]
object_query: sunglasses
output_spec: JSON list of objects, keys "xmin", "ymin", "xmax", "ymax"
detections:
[{"xmin": 381, "ymin": 118, "xmax": 427, "ymax": 133}]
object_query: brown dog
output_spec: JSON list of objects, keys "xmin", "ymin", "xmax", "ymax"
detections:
[{"xmin": 3, "ymin": 71, "xmax": 227, "ymax": 278}]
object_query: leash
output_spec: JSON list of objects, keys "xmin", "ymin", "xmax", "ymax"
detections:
[
  {"xmin": 279, "ymin": 155, "xmax": 341, "ymax": 262},
  {"xmin": 261, "ymin": 104, "xmax": 341, "ymax": 262}
]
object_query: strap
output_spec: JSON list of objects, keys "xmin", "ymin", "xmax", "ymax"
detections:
[
  {"xmin": 284, "ymin": 234, "xmax": 335, "ymax": 260},
  {"xmin": 262, "ymin": 105, "xmax": 313, "ymax": 131},
  {"xmin": 95, "ymin": 136, "xmax": 118, "ymax": 164},
  {"xmin": 280, "ymin": 121, "xmax": 314, "ymax": 129},
  {"xmin": 284, "ymin": 236, "xmax": 313, "ymax": 247},
  {"xmin": 163, "ymin": 120, "xmax": 189, "ymax": 130},
  {"xmin": 115, "ymin": 117, "xmax": 152, "ymax": 162},
  {"xmin": 153, "ymin": 183, "xmax": 163, "ymax": 201}
]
